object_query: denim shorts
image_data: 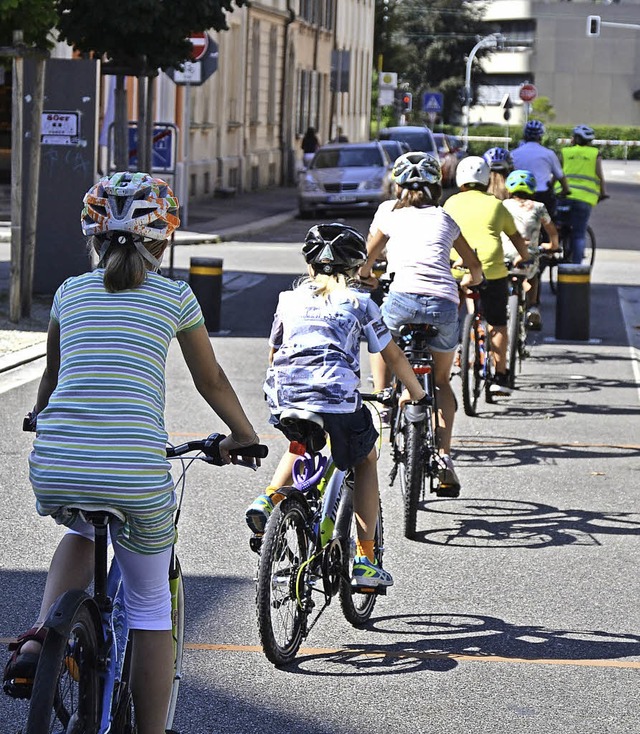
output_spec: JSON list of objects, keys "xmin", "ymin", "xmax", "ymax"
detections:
[
  {"xmin": 272, "ymin": 406, "xmax": 378, "ymax": 471},
  {"xmin": 381, "ymin": 291, "xmax": 459, "ymax": 352}
]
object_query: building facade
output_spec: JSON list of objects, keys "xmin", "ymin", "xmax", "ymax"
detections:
[{"xmin": 473, "ymin": 0, "xmax": 640, "ymax": 127}]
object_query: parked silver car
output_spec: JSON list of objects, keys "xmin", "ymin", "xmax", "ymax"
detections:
[{"xmin": 298, "ymin": 141, "xmax": 394, "ymax": 218}]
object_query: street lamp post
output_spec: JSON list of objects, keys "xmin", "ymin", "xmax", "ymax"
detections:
[{"xmin": 462, "ymin": 32, "xmax": 504, "ymax": 149}]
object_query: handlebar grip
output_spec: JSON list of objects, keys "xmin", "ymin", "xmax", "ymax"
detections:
[{"xmin": 231, "ymin": 444, "xmax": 269, "ymax": 459}]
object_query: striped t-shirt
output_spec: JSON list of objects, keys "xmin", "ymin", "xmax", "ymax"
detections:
[{"xmin": 29, "ymin": 269, "xmax": 204, "ymax": 553}]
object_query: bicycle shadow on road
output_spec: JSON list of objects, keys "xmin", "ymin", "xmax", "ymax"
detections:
[
  {"xmin": 291, "ymin": 612, "xmax": 640, "ymax": 677},
  {"xmin": 412, "ymin": 497, "xmax": 640, "ymax": 550},
  {"xmin": 451, "ymin": 434, "xmax": 639, "ymax": 468}
]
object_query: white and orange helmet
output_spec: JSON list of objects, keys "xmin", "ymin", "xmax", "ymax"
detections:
[{"xmin": 81, "ymin": 171, "xmax": 180, "ymax": 240}]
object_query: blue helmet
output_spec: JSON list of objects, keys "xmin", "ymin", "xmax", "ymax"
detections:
[
  {"xmin": 505, "ymin": 169, "xmax": 536, "ymax": 196},
  {"xmin": 483, "ymin": 147, "xmax": 513, "ymax": 173},
  {"xmin": 523, "ymin": 120, "xmax": 545, "ymax": 141}
]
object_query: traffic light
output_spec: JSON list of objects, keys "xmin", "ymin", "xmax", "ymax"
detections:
[
  {"xmin": 402, "ymin": 92, "xmax": 413, "ymax": 112},
  {"xmin": 586, "ymin": 15, "xmax": 601, "ymax": 37}
]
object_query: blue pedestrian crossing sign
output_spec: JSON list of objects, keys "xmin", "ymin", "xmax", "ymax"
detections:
[{"xmin": 422, "ymin": 92, "xmax": 443, "ymax": 114}]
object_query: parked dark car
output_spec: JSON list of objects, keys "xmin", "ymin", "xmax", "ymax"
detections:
[
  {"xmin": 297, "ymin": 141, "xmax": 394, "ymax": 218},
  {"xmin": 377, "ymin": 138, "xmax": 410, "ymax": 167},
  {"xmin": 379, "ymin": 126, "xmax": 438, "ymax": 157}
]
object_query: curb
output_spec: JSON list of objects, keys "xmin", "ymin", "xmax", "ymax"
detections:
[{"xmin": 0, "ymin": 341, "xmax": 47, "ymax": 374}]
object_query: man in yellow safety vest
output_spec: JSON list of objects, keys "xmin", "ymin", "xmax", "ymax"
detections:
[{"xmin": 559, "ymin": 125, "xmax": 609, "ymax": 264}]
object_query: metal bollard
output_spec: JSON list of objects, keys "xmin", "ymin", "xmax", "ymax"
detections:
[
  {"xmin": 189, "ymin": 257, "xmax": 223, "ymax": 333},
  {"xmin": 555, "ymin": 263, "xmax": 590, "ymax": 341}
]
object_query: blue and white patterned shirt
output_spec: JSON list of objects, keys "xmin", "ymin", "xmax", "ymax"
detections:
[{"xmin": 264, "ymin": 282, "xmax": 392, "ymax": 414}]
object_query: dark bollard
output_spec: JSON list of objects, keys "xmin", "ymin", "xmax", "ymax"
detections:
[
  {"xmin": 189, "ymin": 257, "xmax": 223, "ymax": 333},
  {"xmin": 555, "ymin": 263, "xmax": 590, "ymax": 341}
]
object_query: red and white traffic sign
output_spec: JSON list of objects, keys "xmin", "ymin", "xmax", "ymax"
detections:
[
  {"xmin": 189, "ymin": 32, "xmax": 209, "ymax": 62},
  {"xmin": 519, "ymin": 83, "xmax": 538, "ymax": 103}
]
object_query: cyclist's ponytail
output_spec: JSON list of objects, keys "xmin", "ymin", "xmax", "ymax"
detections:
[{"xmin": 91, "ymin": 234, "xmax": 166, "ymax": 292}]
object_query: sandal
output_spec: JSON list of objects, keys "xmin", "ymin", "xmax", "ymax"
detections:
[{"xmin": 3, "ymin": 626, "xmax": 47, "ymax": 699}]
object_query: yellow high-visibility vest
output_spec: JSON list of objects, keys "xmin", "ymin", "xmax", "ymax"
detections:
[{"xmin": 563, "ymin": 145, "xmax": 600, "ymax": 206}]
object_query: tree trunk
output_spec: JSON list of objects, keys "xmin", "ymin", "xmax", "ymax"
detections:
[
  {"xmin": 21, "ymin": 55, "xmax": 46, "ymax": 318},
  {"xmin": 9, "ymin": 35, "xmax": 24, "ymax": 323}
]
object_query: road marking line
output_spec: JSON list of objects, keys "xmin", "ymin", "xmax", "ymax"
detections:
[
  {"xmin": 1, "ymin": 637, "xmax": 637, "ymax": 668},
  {"xmin": 618, "ymin": 286, "xmax": 640, "ymax": 404},
  {"xmin": 184, "ymin": 642, "xmax": 640, "ymax": 668}
]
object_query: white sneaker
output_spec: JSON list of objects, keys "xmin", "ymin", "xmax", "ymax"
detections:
[
  {"xmin": 436, "ymin": 455, "xmax": 460, "ymax": 497},
  {"xmin": 489, "ymin": 373, "xmax": 512, "ymax": 397}
]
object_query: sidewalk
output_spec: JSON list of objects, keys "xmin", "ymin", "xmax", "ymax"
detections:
[{"xmin": 0, "ymin": 184, "xmax": 299, "ymax": 371}]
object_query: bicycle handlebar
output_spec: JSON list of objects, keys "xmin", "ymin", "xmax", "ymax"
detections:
[{"xmin": 167, "ymin": 433, "xmax": 268, "ymax": 465}]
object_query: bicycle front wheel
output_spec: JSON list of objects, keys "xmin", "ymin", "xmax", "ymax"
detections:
[
  {"xmin": 166, "ymin": 553, "xmax": 185, "ymax": 730},
  {"xmin": 256, "ymin": 494, "xmax": 311, "ymax": 666},
  {"xmin": 336, "ymin": 485, "xmax": 383, "ymax": 626},
  {"xmin": 506, "ymin": 291, "xmax": 519, "ymax": 389},
  {"xmin": 461, "ymin": 312, "xmax": 483, "ymax": 416},
  {"xmin": 26, "ymin": 601, "xmax": 101, "ymax": 734}
]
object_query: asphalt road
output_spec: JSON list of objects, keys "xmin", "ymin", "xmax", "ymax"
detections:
[{"xmin": 0, "ymin": 182, "xmax": 639, "ymax": 734}]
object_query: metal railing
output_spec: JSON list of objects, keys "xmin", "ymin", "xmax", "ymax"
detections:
[{"xmin": 556, "ymin": 138, "xmax": 640, "ymax": 160}]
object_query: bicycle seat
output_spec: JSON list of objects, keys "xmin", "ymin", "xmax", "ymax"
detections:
[
  {"xmin": 279, "ymin": 409, "xmax": 327, "ymax": 452},
  {"xmin": 398, "ymin": 323, "xmax": 439, "ymax": 338},
  {"xmin": 60, "ymin": 504, "xmax": 127, "ymax": 526}
]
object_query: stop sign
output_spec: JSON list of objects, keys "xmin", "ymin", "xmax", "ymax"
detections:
[
  {"xmin": 189, "ymin": 32, "xmax": 209, "ymax": 62},
  {"xmin": 519, "ymin": 83, "xmax": 537, "ymax": 102}
]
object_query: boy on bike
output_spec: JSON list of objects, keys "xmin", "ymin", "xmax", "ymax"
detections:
[
  {"xmin": 245, "ymin": 223, "xmax": 428, "ymax": 586},
  {"xmin": 444, "ymin": 157, "xmax": 529, "ymax": 396}
]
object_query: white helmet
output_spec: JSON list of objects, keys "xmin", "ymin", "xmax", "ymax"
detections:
[
  {"xmin": 392, "ymin": 152, "xmax": 442, "ymax": 188},
  {"xmin": 455, "ymin": 156, "xmax": 490, "ymax": 188}
]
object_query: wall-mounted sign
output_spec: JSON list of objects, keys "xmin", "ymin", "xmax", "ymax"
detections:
[{"xmin": 41, "ymin": 111, "xmax": 81, "ymax": 146}]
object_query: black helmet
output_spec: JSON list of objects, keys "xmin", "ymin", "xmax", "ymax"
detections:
[{"xmin": 302, "ymin": 223, "xmax": 367, "ymax": 274}]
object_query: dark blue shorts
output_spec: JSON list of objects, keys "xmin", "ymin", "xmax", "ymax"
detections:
[{"xmin": 272, "ymin": 406, "xmax": 378, "ymax": 471}]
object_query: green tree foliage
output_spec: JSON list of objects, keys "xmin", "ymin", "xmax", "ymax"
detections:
[
  {"xmin": 382, "ymin": 0, "xmax": 489, "ymax": 122},
  {"xmin": 531, "ymin": 96, "xmax": 556, "ymax": 124},
  {"xmin": 0, "ymin": 0, "xmax": 57, "ymax": 48},
  {"xmin": 55, "ymin": 0, "xmax": 246, "ymax": 71}
]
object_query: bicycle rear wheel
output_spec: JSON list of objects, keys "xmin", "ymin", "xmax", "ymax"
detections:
[
  {"xmin": 399, "ymin": 417, "xmax": 425, "ymax": 540},
  {"xmin": 461, "ymin": 312, "xmax": 483, "ymax": 416},
  {"xmin": 256, "ymin": 494, "xmax": 311, "ymax": 666},
  {"xmin": 26, "ymin": 601, "xmax": 101, "ymax": 734},
  {"xmin": 585, "ymin": 226, "xmax": 596, "ymax": 269},
  {"xmin": 336, "ymin": 483, "xmax": 383, "ymax": 626}
]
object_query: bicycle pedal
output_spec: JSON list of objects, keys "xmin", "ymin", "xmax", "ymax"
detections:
[
  {"xmin": 249, "ymin": 534, "xmax": 263, "ymax": 554},
  {"xmin": 2, "ymin": 678, "xmax": 33, "ymax": 700},
  {"xmin": 434, "ymin": 485, "xmax": 460, "ymax": 499}
]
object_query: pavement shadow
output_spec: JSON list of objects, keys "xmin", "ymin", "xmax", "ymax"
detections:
[
  {"xmin": 291, "ymin": 611, "xmax": 640, "ymax": 677},
  {"xmin": 412, "ymin": 497, "xmax": 640, "ymax": 549},
  {"xmin": 450, "ymin": 434, "xmax": 639, "ymax": 468}
]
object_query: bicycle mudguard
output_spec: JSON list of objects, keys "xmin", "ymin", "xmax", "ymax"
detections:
[
  {"xmin": 403, "ymin": 403, "xmax": 428, "ymax": 423},
  {"xmin": 42, "ymin": 589, "xmax": 103, "ymax": 640}
]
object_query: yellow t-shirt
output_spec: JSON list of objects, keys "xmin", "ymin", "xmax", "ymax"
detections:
[{"xmin": 444, "ymin": 190, "xmax": 517, "ymax": 280}]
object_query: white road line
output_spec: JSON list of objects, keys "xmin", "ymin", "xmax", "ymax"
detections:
[{"xmin": 618, "ymin": 286, "xmax": 640, "ymax": 404}]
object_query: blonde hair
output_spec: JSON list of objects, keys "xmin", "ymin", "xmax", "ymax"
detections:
[
  {"xmin": 299, "ymin": 269, "xmax": 360, "ymax": 306},
  {"xmin": 90, "ymin": 235, "xmax": 166, "ymax": 293},
  {"xmin": 487, "ymin": 171, "xmax": 508, "ymax": 200},
  {"xmin": 392, "ymin": 184, "xmax": 441, "ymax": 209}
]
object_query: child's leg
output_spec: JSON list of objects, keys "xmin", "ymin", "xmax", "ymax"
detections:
[
  {"xmin": 115, "ymin": 543, "xmax": 173, "ymax": 734},
  {"xmin": 489, "ymin": 324, "xmax": 508, "ymax": 374},
  {"xmin": 267, "ymin": 450, "xmax": 297, "ymax": 492},
  {"xmin": 370, "ymin": 351, "xmax": 391, "ymax": 392},
  {"xmin": 130, "ymin": 629, "xmax": 173, "ymax": 734},
  {"xmin": 431, "ymin": 350, "xmax": 456, "ymax": 455},
  {"xmin": 353, "ymin": 447, "xmax": 379, "ymax": 562},
  {"xmin": 19, "ymin": 533, "xmax": 94, "ymax": 656}
]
